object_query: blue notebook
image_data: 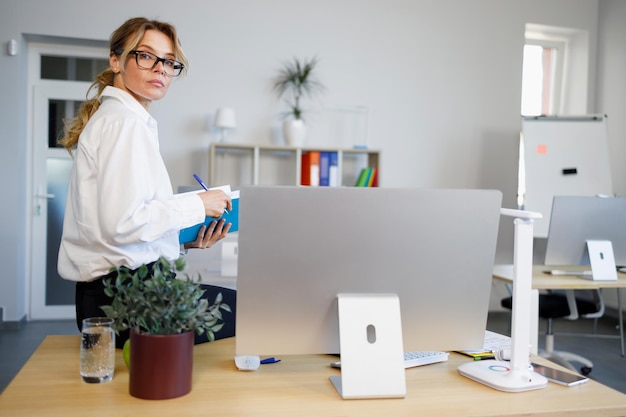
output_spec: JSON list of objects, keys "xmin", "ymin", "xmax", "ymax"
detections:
[{"xmin": 179, "ymin": 193, "xmax": 239, "ymax": 244}]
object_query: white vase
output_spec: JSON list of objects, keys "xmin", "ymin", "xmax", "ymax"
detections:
[{"xmin": 283, "ymin": 119, "xmax": 306, "ymax": 147}]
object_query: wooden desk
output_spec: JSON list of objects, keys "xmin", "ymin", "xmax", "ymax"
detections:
[
  {"xmin": 493, "ymin": 265, "xmax": 626, "ymax": 356},
  {"xmin": 1, "ymin": 336, "xmax": 625, "ymax": 416}
]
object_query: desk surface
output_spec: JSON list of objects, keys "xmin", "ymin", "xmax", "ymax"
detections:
[
  {"xmin": 493, "ymin": 265, "xmax": 626, "ymax": 289},
  {"xmin": 1, "ymin": 336, "xmax": 625, "ymax": 417}
]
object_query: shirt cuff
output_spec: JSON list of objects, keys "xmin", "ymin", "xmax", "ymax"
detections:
[{"xmin": 170, "ymin": 191, "xmax": 205, "ymax": 228}]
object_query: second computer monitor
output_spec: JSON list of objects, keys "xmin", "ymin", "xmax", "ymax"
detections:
[
  {"xmin": 235, "ymin": 186, "xmax": 502, "ymax": 356},
  {"xmin": 544, "ymin": 195, "xmax": 626, "ymax": 267}
]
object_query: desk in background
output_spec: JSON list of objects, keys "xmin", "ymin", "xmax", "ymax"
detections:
[
  {"xmin": 1, "ymin": 336, "xmax": 625, "ymax": 417},
  {"xmin": 493, "ymin": 265, "xmax": 626, "ymax": 357}
]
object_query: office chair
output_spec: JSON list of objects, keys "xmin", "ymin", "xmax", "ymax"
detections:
[
  {"xmin": 194, "ymin": 284, "xmax": 237, "ymax": 344},
  {"xmin": 501, "ymin": 289, "xmax": 604, "ymax": 375}
]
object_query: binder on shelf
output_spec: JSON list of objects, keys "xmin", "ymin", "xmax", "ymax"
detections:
[
  {"xmin": 355, "ymin": 167, "xmax": 374, "ymax": 187},
  {"xmin": 367, "ymin": 167, "xmax": 377, "ymax": 187},
  {"xmin": 319, "ymin": 152, "xmax": 331, "ymax": 186},
  {"xmin": 328, "ymin": 152, "xmax": 339, "ymax": 187},
  {"xmin": 179, "ymin": 190, "xmax": 239, "ymax": 244},
  {"xmin": 301, "ymin": 151, "xmax": 320, "ymax": 186},
  {"xmin": 355, "ymin": 167, "xmax": 369, "ymax": 187},
  {"xmin": 355, "ymin": 167, "xmax": 379, "ymax": 187}
]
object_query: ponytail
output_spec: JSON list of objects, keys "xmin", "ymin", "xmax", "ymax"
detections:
[{"xmin": 59, "ymin": 69, "xmax": 115, "ymax": 154}]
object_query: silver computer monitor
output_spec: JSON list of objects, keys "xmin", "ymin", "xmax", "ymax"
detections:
[
  {"xmin": 544, "ymin": 196, "xmax": 626, "ymax": 267},
  {"xmin": 235, "ymin": 186, "xmax": 502, "ymax": 356}
]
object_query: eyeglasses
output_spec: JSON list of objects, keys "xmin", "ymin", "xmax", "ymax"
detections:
[{"xmin": 127, "ymin": 50, "xmax": 185, "ymax": 77}]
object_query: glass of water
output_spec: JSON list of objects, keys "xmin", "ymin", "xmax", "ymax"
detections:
[{"xmin": 80, "ymin": 317, "xmax": 115, "ymax": 383}]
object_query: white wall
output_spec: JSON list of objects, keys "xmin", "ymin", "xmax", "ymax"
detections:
[
  {"xmin": 1, "ymin": 0, "xmax": 614, "ymax": 322},
  {"xmin": 597, "ymin": 0, "xmax": 626, "ymax": 207}
]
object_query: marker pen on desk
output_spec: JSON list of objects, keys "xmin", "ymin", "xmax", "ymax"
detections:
[
  {"xmin": 193, "ymin": 174, "xmax": 229, "ymax": 214},
  {"xmin": 260, "ymin": 357, "xmax": 281, "ymax": 364}
]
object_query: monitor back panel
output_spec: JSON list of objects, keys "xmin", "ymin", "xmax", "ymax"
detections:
[
  {"xmin": 545, "ymin": 196, "xmax": 626, "ymax": 266},
  {"xmin": 235, "ymin": 187, "xmax": 502, "ymax": 355}
]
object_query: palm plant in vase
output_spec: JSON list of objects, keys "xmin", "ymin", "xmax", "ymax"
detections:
[{"xmin": 273, "ymin": 56, "xmax": 325, "ymax": 146}]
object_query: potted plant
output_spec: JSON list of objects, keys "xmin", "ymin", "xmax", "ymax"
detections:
[
  {"xmin": 273, "ymin": 56, "xmax": 325, "ymax": 146},
  {"xmin": 101, "ymin": 256, "xmax": 230, "ymax": 400}
]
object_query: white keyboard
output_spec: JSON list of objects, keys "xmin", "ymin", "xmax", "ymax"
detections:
[
  {"xmin": 403, "ymin": 351, "xmax": 449, "ymax": 368},
  {"xmin": 331, "ymin": 351, "xmax": 449, "ymax": 369}
]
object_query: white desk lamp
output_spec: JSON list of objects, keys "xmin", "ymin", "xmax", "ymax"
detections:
[
  {"xmin": 215, "ymin": 107, "xmax": 236, "ymax": 142},
  {"xmin": 458, "ymin": 208, "xmax": 548, "ymax": 392}
]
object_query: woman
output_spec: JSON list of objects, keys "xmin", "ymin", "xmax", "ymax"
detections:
[{"xmin": 57, "ymin": 17, "xmax": 231, "ymax": 346}]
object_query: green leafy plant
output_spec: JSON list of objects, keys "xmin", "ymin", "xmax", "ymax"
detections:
[
  {"xmin": 101, "ymin": 257, "xmax": 230, "ymax": 341},
  {"xmin": 273, "ymin": 56, "xmax": 325, "ymax": 121}
]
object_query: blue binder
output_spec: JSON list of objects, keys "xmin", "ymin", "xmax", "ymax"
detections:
[{"xmin": 179, "ymin": 196, "xmax": 239, "ymax": 244}]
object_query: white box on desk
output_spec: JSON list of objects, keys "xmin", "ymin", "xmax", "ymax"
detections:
[{"xmin": 221, "ymin": 241, "xmax": 238, "ymax": 277}]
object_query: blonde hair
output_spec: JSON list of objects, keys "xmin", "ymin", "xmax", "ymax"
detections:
[{"xmin": 59, "ymin": 17, "xmax": 188, "ymax": 154}]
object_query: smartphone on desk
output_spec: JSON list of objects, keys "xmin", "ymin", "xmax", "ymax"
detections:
[{"xmin": 531, "ymin": 363, "xmax": 589, "ymax": 387}]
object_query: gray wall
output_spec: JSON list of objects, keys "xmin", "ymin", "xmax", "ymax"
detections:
[{"xmin": 2, "ymin": 0, "xmax": 622, "ymax": 322}]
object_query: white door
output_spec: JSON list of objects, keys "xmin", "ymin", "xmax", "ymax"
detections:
[{"xmin": 29, "ymin": 43, "xmax": 107, "ymax": 320}]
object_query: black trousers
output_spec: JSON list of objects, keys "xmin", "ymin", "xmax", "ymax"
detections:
[
  {"xmin": 75, "ymin": 266, "xmax": 236, "ymax": 349},
  {"xmin": 75, "ymin": 270, "xmax": 129, "ymax": 349}
]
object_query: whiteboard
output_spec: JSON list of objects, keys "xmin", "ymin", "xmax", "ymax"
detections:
[{"xmin": 521, "ymin": 115, "xmax": 613, "ymax": 237}]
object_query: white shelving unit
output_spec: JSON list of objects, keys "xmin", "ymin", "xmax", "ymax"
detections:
[{"xmin": 208, "ymin": 143, "xmax": 380, "ymax": 187}]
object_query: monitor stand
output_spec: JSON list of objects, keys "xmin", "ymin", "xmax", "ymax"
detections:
[
  {"xmin": 586, "ymin": 240, "xmax": 618, "ymax": 281},
  {"xmin": 329, "ymin": 293, "xmax": 406, "ymax": 399},
  {"xmin": 458, "ymin": 209, "xmax": 548, "ymax": 392}
]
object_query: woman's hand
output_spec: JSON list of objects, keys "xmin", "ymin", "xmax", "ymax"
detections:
[
  {"xmin": 198, "ymin": 189, "xmax": 232, "ymax": 218},
  {"xmin": 184, "ymin": 219, "xmax": 231, "ymax": 249}
]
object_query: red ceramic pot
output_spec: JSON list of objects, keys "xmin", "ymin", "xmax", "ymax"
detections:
[{"xmin": 129, "ymin": 330, "xmax": 194, "ymax": 400}]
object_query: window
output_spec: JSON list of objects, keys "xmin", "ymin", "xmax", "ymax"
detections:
[
  {"xmin": 521, "ymin": 41, "xmax": 563, "ymax": 116},
  {"xmin": 48, "ymin": 99, "xmax": 82, "ymax": 148},
  {"xmin": 521, "ymin": 24, "xmax": 589, "ymax": 116},
  {"xmin": 41, "ymin": 55, "xmax": 108, "ymax": 81},
  {"xmin": 39, "ymin": 55, "xmax": 108, "ymax": 147}
]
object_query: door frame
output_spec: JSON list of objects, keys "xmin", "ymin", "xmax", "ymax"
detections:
[{"xmin": 27, "ymin": 42, "xmax": 107, "ymax": 320}]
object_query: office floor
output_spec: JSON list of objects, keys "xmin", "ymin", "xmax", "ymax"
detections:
[{"xmin": 1, "ymin": 312, "xmax": 625, "ymax": 395}]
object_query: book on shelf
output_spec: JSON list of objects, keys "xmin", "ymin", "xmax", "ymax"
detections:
[
  {"xmin": 355, "ymin": 167, "xmax": 378, "ymax": 187},
  {"xmin": 301, "ymin": 151, "xmax": 320, "ymax": 186},
  {"xmin": 328, "ymin": 152, "xmax": 339, "ymax": 187},
  {"xmin": 311, "ymin": 151, "xmax": 339, "ymax": 187},
  {"xmin": 179, "ymin": 188, "xmax": 239, "ymax": 244},
  {"xmin": 355, "ymin": 167, "xmax": 368, "ymax": 186},
  {"xmin": 319, "ymin": 151, "xmax": 331, "ymax": 186},
  {"xmin": 367, "ymin": 167, "xmax": 378, "ymax": 187}
]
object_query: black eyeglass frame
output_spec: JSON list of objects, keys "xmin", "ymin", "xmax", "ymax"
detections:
[{"xmin": 115, "ymin": 49, "xmax": 185, "ymax": 77}]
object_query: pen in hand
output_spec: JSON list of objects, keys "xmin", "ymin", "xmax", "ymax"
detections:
[
  {"xmin": 193, "ymin": 174, "xmax": 229, "ymax": 214},
  {"xmin": 193, "ymin": 173, "xmax": 209, "ymax": 191}
]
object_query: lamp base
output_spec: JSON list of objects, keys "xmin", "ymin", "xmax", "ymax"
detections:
[{"xmin": 458, "ymin": 360, "xmax": 547, "ymax": 392}]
